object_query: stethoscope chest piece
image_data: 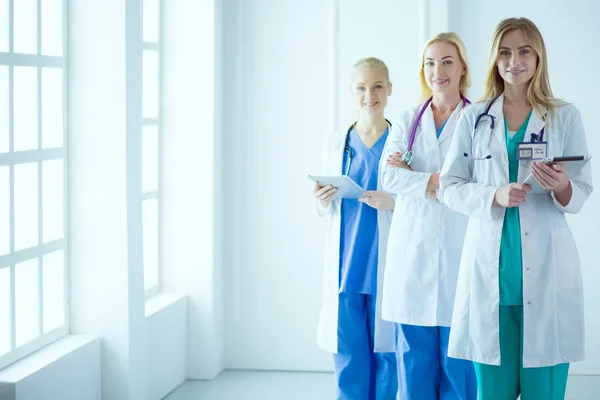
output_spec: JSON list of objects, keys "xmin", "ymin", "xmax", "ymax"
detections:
[{"xmin": 401, "ymin": 150, "xmax": 414, "ymax": 166}]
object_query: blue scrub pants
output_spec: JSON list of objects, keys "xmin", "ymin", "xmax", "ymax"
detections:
[
  {"xmin": 333, "ymin": 293, "xmax": 398, "ymax": 400},
  {"xmin": 395, "ymin": 324, "xmax": 477, "ymax": 400}
]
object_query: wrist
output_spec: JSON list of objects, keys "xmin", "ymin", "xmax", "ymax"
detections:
[{"xmin": 554, "ymin": 179, "xmax": 571, "ymax": 195}]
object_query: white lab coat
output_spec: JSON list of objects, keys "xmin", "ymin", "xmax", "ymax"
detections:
[
  {"xmin": 379, "ymin": 101, "xmax": 469, "ymax": 327},
  {"xmin": 316, "ymin": 124, "xmax": 397, "ymax": 354},
  {"xmin": 440, "ymin": 94, "xmax": 593, "ymax": 367}
]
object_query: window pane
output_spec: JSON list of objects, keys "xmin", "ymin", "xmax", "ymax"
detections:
[
  {"xmin": 0, "ymin": 167, "xmax": 8, "ymax": 256},
  {"xmin": 41, "ymin": 0, "xmax": 63, "ymax": 56},
  {"xmin": 14, "ymin": 67, "xmax": 38, "ymax": 152},
  {"xmin": 15, "ymin": 259, "xmax": 39, "ymax": 347},
  {"xmin": 143, "ymin": 0, "xmax": 160, "ymax": 43},
  {"xmin": 0, "ymin": 66, "xmax": 8, "ymax": 153},
  {"xmin": 143, "ymin": 198, "xmax": 158, "ymax": 291},
  {"xmin": 41, "ymin": 68, "xmax": 63, "ymax": 149},
  {"xmin": 142, "ymin": 51, "xmax": 159, "ymax": 118},
  {"xmin": 142, "ymin": 126, "xmax": 158, "ymax": 193},
  {"xmin": 14, "ymin": 0, "xmax": 37, "ymax": 54},
  {"xmin": 43, "ymin": 250, "xmax": 63, "ymax": 333},
  {"xmin": 14, "ymin": 163, "xmax": 38, "ymax": 251},
  {"xmin": 42, "ymin": 159, "xmax": 62, "ymax": 243},
  {"xmin": 0, "ymin": 0, "xmax": 8, "ymax": 52},
  {"xmin": 0, "ymin": 267, "xmax": 10, "ymax": 356}
]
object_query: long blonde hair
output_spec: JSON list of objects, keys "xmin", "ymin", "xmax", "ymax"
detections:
[
  {"xmin": 481, "ymin": 17, "xmax": 565, "ymax": 112},
  {"xmin": 419, "ymin": 32, "xmax": 471, "ymax": 103}
]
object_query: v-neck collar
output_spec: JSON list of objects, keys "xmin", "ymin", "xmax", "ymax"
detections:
[
  {"xmin": 504, "ymin": 110, "xmax": 532, "ymax": 145},
  {"xmin": 351, "ymin": 127, "xmax": 389, "ymax": 153}
]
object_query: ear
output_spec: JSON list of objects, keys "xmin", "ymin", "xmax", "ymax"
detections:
[{"xmin": 388, "ymin": 82, "xmax": 393, "ymax": 96}]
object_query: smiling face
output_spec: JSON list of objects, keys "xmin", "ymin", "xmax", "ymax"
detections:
[
  {"xmin": 496, "ymin": 28, "xmax": 538, "ymax": 87},
  {"xmin": 423, "ymin": 41, "xmax": 466, "ymax": 96},
  {"xmin": 350, "ymin": 66, "xmax": 392, "ymax": 117}
]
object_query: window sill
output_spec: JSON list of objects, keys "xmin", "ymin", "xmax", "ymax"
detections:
[
  {"xmin": 145, "ymin": 292, "xmax": 186, "ymax": 317},
  {"xmin": 0, "ymin": 335, "xmax": 99, "ymax": 383}
]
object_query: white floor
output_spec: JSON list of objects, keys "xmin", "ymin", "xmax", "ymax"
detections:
[{"xmin": 164, "ymin": 371, "xmax": 599, "ymax": 400}]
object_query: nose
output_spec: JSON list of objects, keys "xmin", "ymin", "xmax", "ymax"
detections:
[{"xmin": 433, "ymin": 63, "xmax": 441, "ymax": 74}]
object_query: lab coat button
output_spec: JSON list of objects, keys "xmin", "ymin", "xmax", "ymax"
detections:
[{"xmin": 527, "ymin": 301, "xmax": 532, "ymax": 305}]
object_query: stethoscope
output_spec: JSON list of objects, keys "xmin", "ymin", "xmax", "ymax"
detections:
[
  {"xmin": 463, "ymin": 95, "xmax": 546, "ymax": 160},
  {"xmin": 343, "ymin": 119, "xmax": 392, "ymax": 175},
  {"xmin": 401, "ymin": 95, "xmax": 470, "ymax": 165}
]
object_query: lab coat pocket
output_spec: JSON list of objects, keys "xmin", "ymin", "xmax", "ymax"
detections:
[{"xmin": 552, "ymin": 228, "xmax": 581, "ymax": 290}]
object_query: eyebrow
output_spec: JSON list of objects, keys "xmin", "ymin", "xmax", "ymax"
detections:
[
  {"xmin": 499, "ymin": 45, "xmax": 532, "ymax": 50},
  {"xmin": 425, "ymin": 56, "xmax": 454, "ymax": 60},
  {"xmin": 356, "ymin": 81, "xmax": 384, "ymax": 85}
]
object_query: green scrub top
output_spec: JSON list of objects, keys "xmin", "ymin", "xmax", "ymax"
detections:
[{"xmin": 499, "ymin": 111, "xmax": 532, "ymax": 306}]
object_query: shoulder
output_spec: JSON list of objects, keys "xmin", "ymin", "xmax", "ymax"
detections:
[
  {"xmin": 548, "ymin": 102, "xmax": 581, "ymax": 127},
  {"xmin": 399, "ymin": 104, "xmax": 424, "ymax": 122}
]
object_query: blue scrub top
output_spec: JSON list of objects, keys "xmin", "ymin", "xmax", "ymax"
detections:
[
  {"xmin": 499, "ymin": 111, "xmax": 532, "ymax": 306},
  {"xmin": 339, "ymin": 128, "xmax": 388, "ymax": 294},
  {"xmin": 436, "ymin": 117, "xmax": 449, "ymax": 138}
]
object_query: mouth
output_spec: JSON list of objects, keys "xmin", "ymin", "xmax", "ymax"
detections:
[
  {"xmin": 506, "ymin": 69, "xmax": 526, "ymax": 76},
  {"xmin": 432, "ymin": 78, "xmax": 449, "ymax": 85},
  {"xmin": 364, "ymin": 101, "xmax": 379, "ymax": 107}
]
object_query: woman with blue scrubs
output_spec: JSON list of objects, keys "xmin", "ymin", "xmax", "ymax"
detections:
[
  {"xmin": 314, "ymin": 57, "xmax": 398, "ymax": 399},
  {"xmin": 441, "ymin": 18, "xmax": 593, "ymax": 399},
  {"xmin": 380, "ymin": 32, "xmax": 477, "ymax": 399}
]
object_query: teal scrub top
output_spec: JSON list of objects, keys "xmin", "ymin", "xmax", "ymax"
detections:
[{"xmin": 499, "ymin": 111, "xmax": 532, "ymax": 306}]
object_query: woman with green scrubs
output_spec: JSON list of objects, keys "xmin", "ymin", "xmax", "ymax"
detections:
[{"xmin": 440, "ymin": 17, "xmax": 593, "ymax": 399}]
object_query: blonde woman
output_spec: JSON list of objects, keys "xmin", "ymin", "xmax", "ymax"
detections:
[
  {"xmin": 314, "ymin": 57, "xmax": 398, "ymax": 399},
  {"xmin": 380, "ymin": 32, "xmax": 477, "ymax": 399},
  {"xmin": 440, "ymin": 18, "xmax": 593, "ymax": 399}
]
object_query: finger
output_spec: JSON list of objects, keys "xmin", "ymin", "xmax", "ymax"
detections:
[
  {"xmin": 319, "ymin": 187, "xmax": 337, "ymax": 200},
  {"xmin": 514, "ymin": 183, "xmax": 532, "ymax": 192},
  {"xmin": 534, "ymin": 162, "xmax": 560, "ymax": 180},
  {"xmin": 551, "ymin": 163, "xmax": 566, "ymax": 173},
  {"xmin": 314, "ymin": 184, "xmax": 332, "ymax": 196},
  {"xmin": 322, "ymin": 188, "xmax": 338, "ymax": 201},
  {"xmin": 313, "ymin": 182, "xmax": 322, "ymax": 191},
  {"xmin": 532, "ymin": 168, "xmax": 552, "ymax": 189}
]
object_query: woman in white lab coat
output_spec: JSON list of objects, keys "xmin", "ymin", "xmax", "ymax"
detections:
[
  {"xmin": 314, "ymin": 57, "xmax": 398, "ymax": 399},
  {"xmin": 380, "ymin": 32, "xmax": 477, "ymax": 399},
  {"xmin": 440, "ymin": 18, "xmax": 593, "ymax": 399}
]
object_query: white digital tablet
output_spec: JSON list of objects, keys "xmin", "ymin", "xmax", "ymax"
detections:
[
  {"xmin": 308, "ymin": 175, "xmax": 364, "ymax": 199},
  {"xmin": 522, "ymin": 155, "xmax": 591, "ymax": 194}
]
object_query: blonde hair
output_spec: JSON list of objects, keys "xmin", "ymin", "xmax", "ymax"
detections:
[
  {"xmin": 481, "ymin": 17, "xmax": 565, "ymax": 112},
  {"xmin": 419, "ymin": 32, "xmax": 471, "ymax": 103},
  {"xmin": 352, "ymin": 57, "xmax": 390, "ymax": 82}
]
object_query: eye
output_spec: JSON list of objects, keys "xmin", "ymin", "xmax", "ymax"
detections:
[
  {"xmin": 443, "ymin": 60, "xmax": 453, "ymax": 65},
  {"xmin": 520, "ymin": 49, "xmax": 531, "ymax": 55},
  {"xmin": 357, "ymin": 86, "xmax": 365, "ymax": 91},
  {"xmin": 499, "ymin": 50, "xmax": 510, "ymax": 56},
  {"xmin": 374, "ymin": 84, "xmax": 383, "ymax": 89},
  {"xmin": 425, "ymin": 61, "xmax": 434, "ymax": 66}
]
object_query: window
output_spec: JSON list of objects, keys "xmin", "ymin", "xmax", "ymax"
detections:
[
  {"xmin": 142, "ymin": 0, "xmax": 162, "ymax": 298},
  {"xmin": 0, "ymin": 0, "xmax": 68, "ymax": 370}
]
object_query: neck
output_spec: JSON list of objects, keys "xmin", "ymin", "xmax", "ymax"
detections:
[
  {"xmin": 503, "ymin": 84, "xmax": 530, "ymax": 107},
  {"xmin": 355, "ymin": 114, "xmax": 388, "ymax": 135},
  {"xmin": 431, "ymin": 91, "xmax": 462, "ymax": 114}
]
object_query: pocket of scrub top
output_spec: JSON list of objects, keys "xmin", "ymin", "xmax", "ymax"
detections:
[{"xmin": 552, "ymin": 228, "xmax": 582, "ymax": 290}]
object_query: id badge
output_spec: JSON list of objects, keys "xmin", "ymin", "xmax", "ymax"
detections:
[{"xmin": 517, "ymin": 141, "xmax": 547, "ymax": 160}]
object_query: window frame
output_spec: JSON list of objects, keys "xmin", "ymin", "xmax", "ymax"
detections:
[
  {"xmin": 141, "ymin": 0, "xmax": 163, "ymax": 299},
  {"xmin": 0, "ymin": 0, "xmax": 69, "ymax": 370}
]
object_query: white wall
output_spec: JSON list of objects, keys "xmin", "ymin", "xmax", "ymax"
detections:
[
  {"xmin": 145, "ymin": 295, "xmax": 186, "ymax": 400},
  {"xmin": 223, "ymin": 0, "xmax": 600, "ymax": 375}
]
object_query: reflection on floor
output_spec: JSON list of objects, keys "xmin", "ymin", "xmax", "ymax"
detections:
[{"xmin": 164, "ymin": 370, "xmax": 599, "ymax": 400}]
